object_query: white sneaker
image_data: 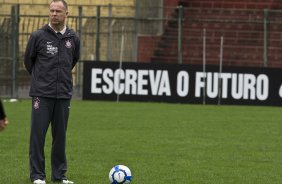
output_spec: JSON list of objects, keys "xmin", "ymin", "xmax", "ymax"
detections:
[
  {"xmin": 62, "ymin": 180, "xmax": 74, "ymax": 184},
  {"xmin": 33, "ymin": 179, "xmax": 46, "ymax": 184}
]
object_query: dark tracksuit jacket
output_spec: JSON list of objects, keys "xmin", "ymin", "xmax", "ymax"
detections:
[
  {"xmin": 24, "ymin": 24, "xmax": 80, "ymax": 99},
  {"xmin": 0, "ymin": 100, "xmax": 6, "ymax": 120},
  {"xmin": 24, "ymin": 24, "xmax": 80, "ymax": 182}
]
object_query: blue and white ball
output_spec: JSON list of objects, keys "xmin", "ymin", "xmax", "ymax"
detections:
[{"xmin": 109, "ymin": 165, "xmax": 132, "ymax": 184}]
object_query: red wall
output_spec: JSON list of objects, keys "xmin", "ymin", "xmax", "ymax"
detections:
[
  {"xmin": 137, "ymin": 36, "xmax": 161, "ymax": 63},
  {"xmin": 163, "ymin": 0, "xmax": 180, "ymax": 18},
  {"xmin": 137, "ymin": 0, "xmax": 180, "ymax": 62},
  {"xmin": 137, "ymin": 0, "xmax": 282, "ymax": 67},
  {"xmin": 180, "ymin": 0, "xmax": 282, "ymax": 9}
]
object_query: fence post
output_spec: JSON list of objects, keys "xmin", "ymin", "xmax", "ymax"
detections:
[
  {"xmin": 78, "ymin": 6, "xmax": 83, "ymax": 55},
  {"xmin": 107, "ymin": 3, "xmax": 113, "ymax": 61},
  {"xmin": 95, "ymin": 5, "xmax": 101, "ymax": 61},
  {"xmin": 77, "ymin": 6, "xmax": 83, "ymax": 97},
  {"xmin": 11, "ymin": 4, "xmax": 19, "ymax": 99},
  {"xmin": 263, "ymin": 9, "xmax": 269, "ymax": 67},
  {"xmin": 178, "ymin": 5, "xmax": 183, "ymax": 64},
  {"xmin": 159, "ymin": 0, "xmax": 164, "ymax": 34}
]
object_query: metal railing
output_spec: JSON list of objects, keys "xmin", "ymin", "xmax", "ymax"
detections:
[{"xmin": 1, "ymin": 4, "xmax": 282, "ymax": 99}]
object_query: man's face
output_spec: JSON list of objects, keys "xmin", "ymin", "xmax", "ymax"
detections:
[{"xmin": 49, "ymin": 1, "xmax": 68, "ymax": 26}]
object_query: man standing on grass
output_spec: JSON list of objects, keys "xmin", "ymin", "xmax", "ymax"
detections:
[{"xmin": 24, "ymin": 0, "xmax": 80, "ymax": 184}]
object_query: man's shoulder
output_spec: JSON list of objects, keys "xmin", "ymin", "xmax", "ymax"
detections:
[
  {"xmin": 31, "ymin": 29, "xmax": 44, "ymax": 36},
  {"xmin": 31, "ymin": 24, "xmax": 50, "ymax": 37},
  {"xmin": 66, "ymin": 27, "xmax": 79, "ymax": 38}
]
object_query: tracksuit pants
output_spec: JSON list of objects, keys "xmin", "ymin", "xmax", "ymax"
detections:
[{"xmin": 29, "ymin": 97, "xmax": 71, "ymax": 182}]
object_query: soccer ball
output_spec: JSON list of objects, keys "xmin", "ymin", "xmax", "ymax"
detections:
[{"xmin": 109, "ymin": 165, "xmax": 132, "ymax": 184}]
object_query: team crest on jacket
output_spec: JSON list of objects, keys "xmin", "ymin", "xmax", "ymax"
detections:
[
  {"xmin": 65, "ymin": 40, "xmax": 72, "ymax": 48},
  {"xmin": 33, "ymin": 97, "xmax": 40, "ymax": 110}
]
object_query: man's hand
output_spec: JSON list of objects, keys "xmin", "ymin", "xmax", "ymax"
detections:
[{"xmin": 0, "ymin": 119, "xmax": 8, "ymax": 131}]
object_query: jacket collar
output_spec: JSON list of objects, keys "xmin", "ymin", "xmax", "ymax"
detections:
[
  {"xmin": 48, "ymin": 23, "xmax": 66, "ymax": 35},
  {"xmin": 42, "ymin": 24, "xmax": 74, "ymax": 37}
]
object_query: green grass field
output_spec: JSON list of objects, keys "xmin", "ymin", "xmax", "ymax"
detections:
[{"xmin": 0, "ymin": 99, "xmax": 281, "ymax": 184}]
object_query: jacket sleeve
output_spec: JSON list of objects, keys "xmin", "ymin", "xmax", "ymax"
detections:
[
  {"xmin": 24, "ymin": 34, "xmax": 37, "ymax": 74},
  {"xmin": 0, "ymin": 100, "xmax": 6, "ymax": 120},
  {"xmin": 72, "ymin": 35, "xmax": 80, "ymax": 69}
]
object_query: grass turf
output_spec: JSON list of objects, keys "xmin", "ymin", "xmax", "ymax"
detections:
[{"xmin": 0, "ymin": 99, "xmax": 281, "ymax": 184}]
